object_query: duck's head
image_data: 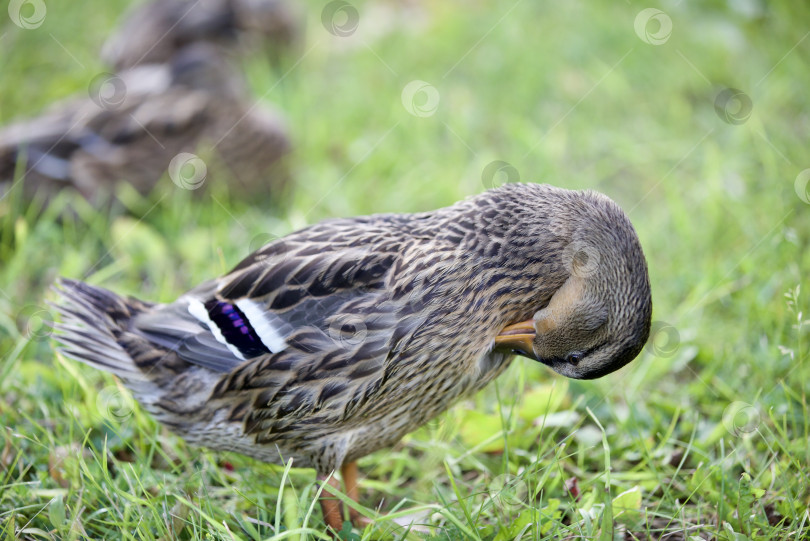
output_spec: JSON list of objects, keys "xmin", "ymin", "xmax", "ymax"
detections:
[{"xmin": 492, "ymin": 187, "xmax": 652, "ymax": 380}]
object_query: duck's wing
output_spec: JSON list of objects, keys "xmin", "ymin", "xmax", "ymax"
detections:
[{"xmin": 131, "ymin": 220, "xmax": 425, "ymax": 425}]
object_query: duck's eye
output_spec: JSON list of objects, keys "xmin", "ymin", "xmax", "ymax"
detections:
[{"xmin": 566, "ymin": 352, "xmax": 584, "ymax": 365}]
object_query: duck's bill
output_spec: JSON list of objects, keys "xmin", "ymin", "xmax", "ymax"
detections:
[{"xmin": 493, "ymin": 320, "xmax": 538, "ymax": 361}]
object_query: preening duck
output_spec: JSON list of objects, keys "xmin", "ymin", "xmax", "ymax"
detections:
[{"xmin": 53, "ymin": 183, "xmax": 652, "ymax": 531}]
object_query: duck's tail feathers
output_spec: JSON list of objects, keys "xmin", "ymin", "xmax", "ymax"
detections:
[{"xmin": 51, "ymin": 278, "xmax": 150, "ymax": 382}]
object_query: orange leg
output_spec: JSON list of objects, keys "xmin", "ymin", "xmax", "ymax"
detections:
[
  {"xmin": 341, "ymin": 461, "xmax": 372, "ymax": 527},
  {"xmin": 317, "ymin": 474, "xmax": 344, "ymax": 534}
]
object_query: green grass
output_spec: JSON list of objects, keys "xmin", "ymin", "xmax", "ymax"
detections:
[{"xmin": 2, "ymin": 0, "xmax": 810, "ymax": 539}]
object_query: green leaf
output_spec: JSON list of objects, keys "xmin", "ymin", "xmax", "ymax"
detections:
[
  {"xmin": 722, "ymin": 521, "xmax": 751, "ymax": 541},
  {"xmin": 494, "ymin": 510, "xmax": 534, "ymax": 541},
  {"xmin": 737, "ymin": 472, "xmax": 758, "ymax": 537},
  {"xmin": 612, "ymin": 486, "xmax": 642, "ymax": 523},
  {"xmin": 518, "ymin": 380, "xmax": 569, "ymax": 421},
  {"xmin": 458, "ymin": 409, "xmax": 506, "ymax": 452},
  {"xmin": 48, "ymin": 495, "xmax": 66, "ymax": 530},
  {"xmin": 539, "ymin": 499, "xmax": 563, "ymax": 535}
]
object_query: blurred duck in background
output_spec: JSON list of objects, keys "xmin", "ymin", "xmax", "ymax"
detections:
[
  {"xmin": 102, "ymin": 0, "xmax": 300, "ymax": 70},
  {"xmin": 0, "ymin": 43, "xmax": 291, "ymax": 208}
]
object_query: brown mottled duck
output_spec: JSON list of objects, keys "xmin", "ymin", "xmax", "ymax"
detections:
[
  {"xmin": 0, "ymin": 43, "xmax": 289, "ymax": 207},
  {"xmin": 53, "ymin": 183, "xmax": 652, "ymax": 532}
]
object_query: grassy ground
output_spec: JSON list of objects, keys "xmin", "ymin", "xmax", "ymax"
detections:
[{"xmin": 2, "ymin": 0, "xmax": 810, "ymax": 539}]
